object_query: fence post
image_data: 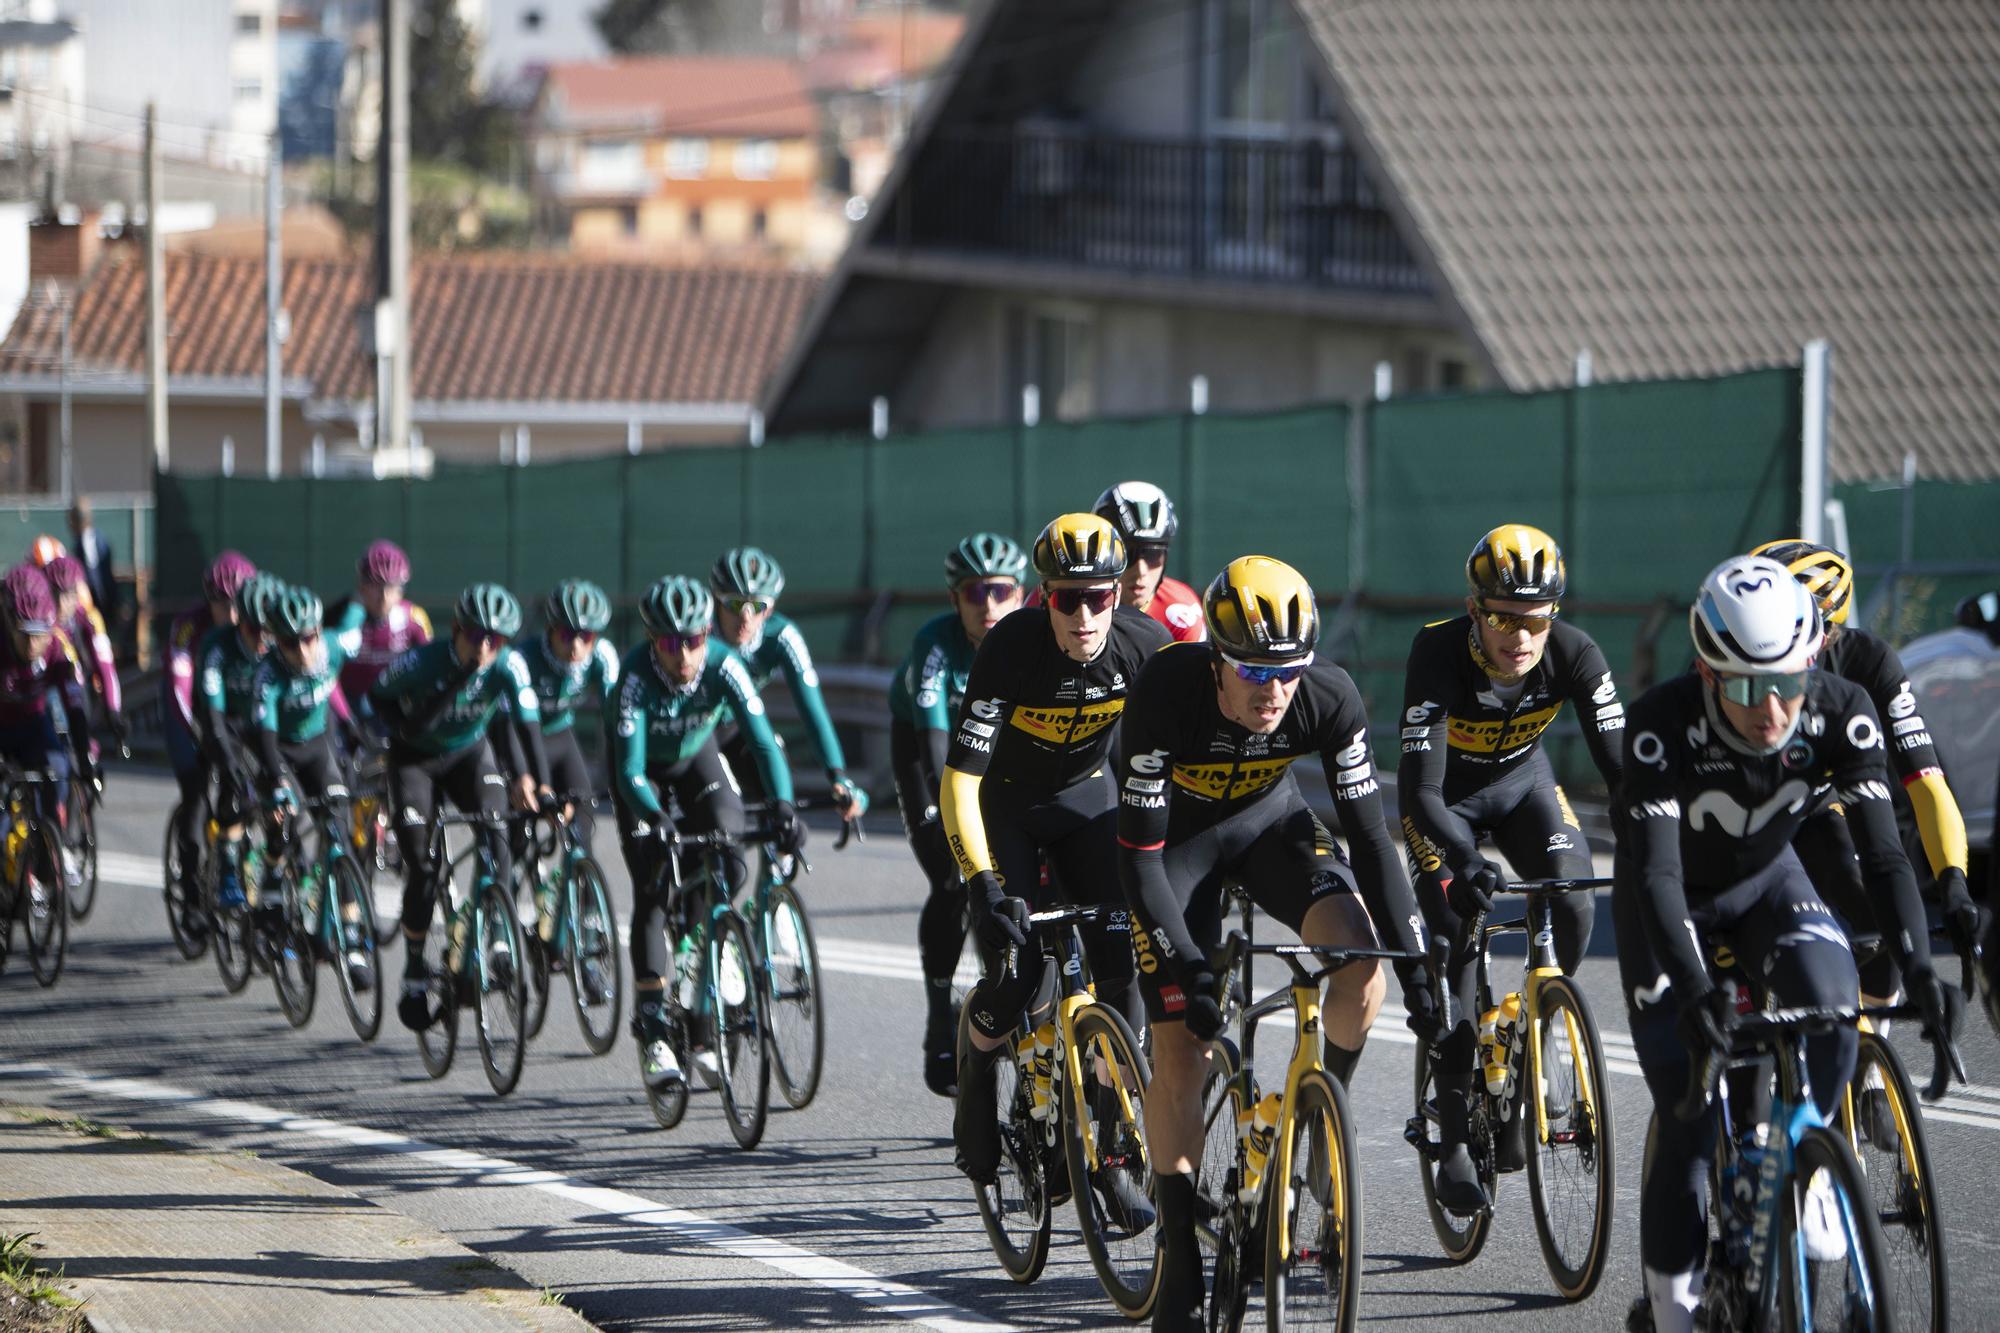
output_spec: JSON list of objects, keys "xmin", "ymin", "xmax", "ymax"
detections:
[
  {"xmin": 1348, "ymin": 400, "xmax": 1367, "ymax": 595},
  {"xmin": 1800, "ymin": 338, "xmax": 1831, "ymax": 542},
  {"xmin": 1178, "ymin": 410, "xmax": 1197, "ymax": 583}
]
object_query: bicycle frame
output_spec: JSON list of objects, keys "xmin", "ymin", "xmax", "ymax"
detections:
[
  {"xmin": 1025, "ymin": 909, "xmax": 1137, "ymax": 1177},
  {"xmin": 1470, "ymin": 887, "xmax": 1607, "ymax": 1150}
]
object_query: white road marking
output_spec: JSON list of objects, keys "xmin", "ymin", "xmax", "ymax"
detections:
[{"xmin": 0, "ymin": 1060, "xmax": 1009, "ymax": 1333}]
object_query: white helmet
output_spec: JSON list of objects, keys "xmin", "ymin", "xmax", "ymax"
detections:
[{"xmin": 1690, "ymin": 555, "xmax": 1824, "ymax": 675}]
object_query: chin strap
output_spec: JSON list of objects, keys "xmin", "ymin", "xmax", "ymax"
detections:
[{"xmin": 1466, "ymin": 623, "xmax": 1524, "ymax": 685}]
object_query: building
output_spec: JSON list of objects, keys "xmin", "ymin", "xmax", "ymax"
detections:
[
  {"xmin": 0, "ymin": 220, "xmax": 820, "ymax": 492},
  {"xmin": 0, "ymin": 5, "xmax": 85, "ymax": 202},
  {"xmin": 765, "ymin": 0, "xmax": 2000, "ymax": 484},
  {"xmin": 462, "ymin": 0, "xmax": 608, "ymax": 103},
  {"xmin": 66, "ymin": 0, "xmax": 278, "ymax": 165},
  {"xmin": 530, "ymin": 55, "xmax": 829, "ymax": 261}
]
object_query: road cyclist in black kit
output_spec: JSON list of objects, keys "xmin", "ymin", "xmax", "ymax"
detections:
[
  {"xmin": 1617, "ymin": 554, "xmax": 1952, "ymax": 1333},
  {"xmin": 941, "ymin": 512, "xmax": 1171, "ymax": 1186},
  {"xmin": 1399, "ymin": 523, "xmax": 1626, "ymax": 1213}
]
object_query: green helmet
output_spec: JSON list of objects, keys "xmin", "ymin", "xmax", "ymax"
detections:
[
  {"xmin": 235, "ymin": 572, "xmax": 286, "ymax": 630},
  {"xmin": 710, "ymin": 546, "xmax": 785, "ymax": 602},
  {"xmin": 945, "ymin": 532, "xmax": 1028, "ymax": 586},
  {"xmin": 269, "ymin": 585, "xmax": 324, "ymax": 642},
  {"xmin": 641, "ymin": 575, "xmax": 713, "ymax": 637},
  {"xmin": 545, "ymin": 578, "xmax": 611, "ymax": 634},
  {"xmin": 455, "ymin": 582, "xmax": 522, "ymax": 638}
]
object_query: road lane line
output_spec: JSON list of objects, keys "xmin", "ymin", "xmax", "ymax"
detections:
[{"xmin": 0, "ymin": 1060, "xmax": 1010, "ymax": 1333}]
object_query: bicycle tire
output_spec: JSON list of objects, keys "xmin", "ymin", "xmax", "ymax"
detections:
[
  {"xmin": 270, "ymin": 867, "xmax": 318, "ymax": 1028},
  {"xmin": 1264, "ymin": 1068, "xmax": 1362, "ymax": 1333},
  {"xmin": 329, "ymin": 857, "xmax": 383, "ymax": 1042},
  {"xmin": 1846, "ymin": 1029, "xmax": 1946, "ymax": 1332},
  {"xmin": 474, "ymin": 880, "xmax": 528, "ymax": 1096},
  {"xmin": 1780, "ymin": 1124, "xmax": 1896, "ymax": 1332},
  {"xmin": 646, "ymin": 1038, "xmax": 692, "ymax": 1129},
  {"xmin": 1524, "ymin": 975, "xmax": 1616, "ymax": 1300},
  {"xmin": 1199, "ymin": 1039, "xmax": 1252, "ymax": 1333},
  {"xmin": 21, "ymin": 826, "xmax": 66, "ymax": 988},
  {"xmin": 416, "ymin": 890, "xmax": 459, "ymax": 1079},
  {"xmin": 1412, "ymin": 1036, "xmax": 1492, "ymax": 1262},
  {"xmin": 711, "ymin": 910, "xmax": 769, "ymax": 1149},
  {"xmin": 210, "ymin": 841, "xmax": 254, "ymax": 995},
  {"xmin": 1064, "ymin": 1001, "xmax": 1160, "ymax": 1319},
  {"xmin": 567, "ymin": 857, "xmax": 622, "ymax": 1056},
  {"xmin": 762, "ymin": 879, "xmax": 824, "ymax": 1108},
  {"xmin": 969, "ymin": 1003, "xmax": 1053, "ymax": 1284},
  {"xmin": 64, "ymin": 783, "xmax": 97, "ymax": 922},
  {"xmin": 161, "ymin": 803, "xmax": 209, "ymax": 960},
  {"xmin": 354, "ymin": 800, "xmax": 402, "ymax": 946}
]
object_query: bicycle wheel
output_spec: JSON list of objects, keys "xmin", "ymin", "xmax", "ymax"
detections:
[
  {"xmin": 328, "ymin": 857, "xmax": 382, "ymax": 1042},
  {"xmin": 1524, "ymin": 975, "xmax": 1615, "ymax": 1300},
  {"xmin": 710, "ymin": 911, "xmax": 769, "ymax": 1149},
  {"xmin": 161, "ymin": 803, "xmax": 209, "ymax": 960},
  {"xmin": 1412, "ymin": 1037, "xmax": 1492, "ymax": 1261},
  {"xmin": 355, "ymin": 800, "xmax": 402, "ymax": 947},
  {"xmin": 269, "ymin": 869, "xmax": 318, "ymax": 1028},
  {"xmin": 1199, "ymin": 1039, "xmax": 1253, "ymax": 1333},
  {"xmin": 567, "ymin": 857, "xmax": 622, "ymax": 1055},
  {"xmin": 416, "ymin": 891, "xmax": 459, "ymax": 1079},
  {"xmin": 1846, "ymin": 1030, "xmax": 1945, "ymax": 1332},
  {"xmin": 970, "ymin": 1010, "xmax": 1053, "ymax": 1283},
  {"xmin": 1265, "ymin": 1069, "xmax": 1362, "ymax": 1333},
  {"xmin": 645, "ymin": 1005, "xmax": 692, "ymax": 1130},
  {"xmin": 1064, "ymin": 1001, "xmax": 1160, "ymax": 1319},
  {"xmin": 474, "ymin": 881, "xmax": 528, "ymax": 1096},
  {"xmin": 20, "ymin": 827, "xmax": 66, "ymax": 988},
  {"xmin": 213, "ymin": 886, "xmax": 253, "ymax": 996},
  {"xmin": 63, "ymin": 782, "xmax": 97, "ymax": 922},
  {"xmin": 762, "ymin": 880, "xmax": 824, "ymax": 1108},
  {"xmin": 1780, "ymin": 1124, "xmax": 1896, "ymax": 1332},
  {"xmin": 520, "ymin": 877, "xmax": 551, "ymax": 1042}
]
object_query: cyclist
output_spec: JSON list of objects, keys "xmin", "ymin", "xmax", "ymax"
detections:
[
  {"xmin": 1618, "ymin": 555, "xmax": 1946, "ymax": 1333},
  {"xmin": 1117, "ymin": 555, "xmax": 1424, "ymax": 1331},
  {"xmin": 709, "ymin": 546, "xmax": 866, "ymax": 820},
  {"xmin": 1399, "ymin": 523, "xmax": 1625, "ymax": 1213},
  {"xmin": 0, "ymin": 567, "xmax": 91, "ymax": 824},
  {"xmin": 887, "ymin": 532, "xmax": 1029, "ymax": 1095},
  {"xmin": 1094, "ymin": 481, "xmax": 1205, "ymax": 642},
  {"xmin": 610, "ymin": 575, "xmax": 804, "ymax": 1091},
  {"xmin": 164, "ymin": 551, "xmax": 256, "ymax": 933},
  {"xmin": 44, "ymin": 554, "xmax": 127, "ymax": 752},
  {"xmin": 195, "ymin": 572, "xmax": 286, "ymax": 915},
  {"xmin": 943, "ymin": 512, "xmax": 1169, "ymax": 1184},
  {"xmin": 331, "ymin": 540, "xmax": 432, "ymax": 709},
  {"xmin": 368, "ymin": 583, "xmax": 547, "ymax": 1032},
  {"xmin": 1753, "ymin": 540, "xmax": 1980, "ymax": 1007},
  {"xmin": 249, "ymin": 585, "xmax": 369, "ymax": 987},
  {"xmin": 501, "ymin": 579, "xmax": 619, "ymax": 849}
]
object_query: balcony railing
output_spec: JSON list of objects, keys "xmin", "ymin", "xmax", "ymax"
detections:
[{"xmin": 893, "ymin": 129, "xmax": 1427, "ymax": 294}]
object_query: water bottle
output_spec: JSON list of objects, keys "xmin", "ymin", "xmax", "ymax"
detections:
[
  {"xmin": 3, "ymin": 813, "xmax": 26, "ymax": 884},
  {"xmin": 534, "ymin": 873, "xmax": 558, "ymax": 943},
  {"xmin": 673, "ymin": 932, "xmax": 699, "ymax": 1009},
  {"xmin": 1029, "ymin": 1023, "xmax": 1056, "ymax": 1122},
  {"xmin": 1238, "ymin": 1093, "xmax": 1282, "ymax": 1203},
  {"xmin": 1496, "ymin": 993, "xmax": 1523, "ymax": 1108},
  {"xmin": 446, "ymin": 903, "xmax": 469, "ymax": 973}
]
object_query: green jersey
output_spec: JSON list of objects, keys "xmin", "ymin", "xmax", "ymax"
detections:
[
  {"xmin": 250, "ymin": 636, "xmax": 353, "ymax": 744},
  {"xmin": 196, "ymin": 625, "xmax": 267, "ymax": 728},
  {"xmin": 515, "ymin": 631, "xmax": 620, "ymax": 736},
  {"xmin": 887, "ymin": 611, "xmax": 976, "ymax": 730},
  {"xmin": 369, "ymin": 636, "xmax": 541, "ymax": 757},
  {"xmin": 611, "ymin": 638, "xmax": 792, "ymax": 816},
  {"xmin": 725, "ymin": 612, "xmax": 847, "ymax": 777}
]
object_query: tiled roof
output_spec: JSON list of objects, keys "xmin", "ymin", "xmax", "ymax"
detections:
[
  {"xmin": 542, "ymin": 56, "xmax": 817, "ymax": 139},
  {"xmin": 0, "ymin": 250, "xmax": 822, "ymax": 407},
  {"xmin": 1299, "ymin": 0, "xmax": 2000, "ymax": 481}
]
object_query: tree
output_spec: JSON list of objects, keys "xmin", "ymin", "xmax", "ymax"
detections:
[{"xmin": 410, "ymin": 0, "xmax": 517, "ymax": 175}]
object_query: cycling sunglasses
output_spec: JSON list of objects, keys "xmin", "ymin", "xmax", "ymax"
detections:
[
  {"xmin": 280, "ymin": 629, "xmax": 323, "ymax": 649},
  {"xmin": 656, "ymin": 631, "xmax": 708, "ymax": 654},
  {"xmin": 1221, "ymin": 652, "xmax": 1311, "ymax": 686},
  {"xmin": 467, "ymin": 628, "xmax": 507, "ymax": 650},
  {"xmin": 556, "ymin": 626, "xmax": 599, "ymax": 648},
  {"xmin": 1046, "ymin": 585, "xmax": 1118, "ymax": 616},
  {"xmin": 1476, "ymin": 604, "xmax": 1559, "ymax": 635},
  {"xmin": 955, "ymin": 580, "xmax": 1020, "ymax": 605},
  {"xmin": 725, "ymin": 597, "xmax": 774, "ymax": 616},
  {"xmin": 1717, "ymin": 671, "xmax": 1809, "ymax": 706}
]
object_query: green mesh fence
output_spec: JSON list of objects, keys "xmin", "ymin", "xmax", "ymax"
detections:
[{"xmin": 1836, "ymin": 477, "xmax": 2000, "ymax": 639}]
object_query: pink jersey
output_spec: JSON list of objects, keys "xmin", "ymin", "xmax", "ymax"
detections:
[
  {"xmin": 164, "ymin": 605, "xmax": 220, "ymax": 735},
  {"xmin": 65, "ymin": 604, "xmax": 120, "ymax": 714},
  {"xmin": 0, "ymin": 627, "xmax": 82, "ymax": 729}
]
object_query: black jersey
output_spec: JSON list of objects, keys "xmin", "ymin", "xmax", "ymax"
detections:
[
  {"xmin": 1621, "ymin": 671, "xmax": 1930, "ymax": 998},
  {"xmin": 1114, "ymin": 642, "xmax": 1419, "ymax": 972},
  {"xmin": 946, "ymin": 605, "xmax": 1170, "ymax": 793},
  {"xmin": 1818, "ymin": 627, "xmax": 1945, "ymax": 785}
]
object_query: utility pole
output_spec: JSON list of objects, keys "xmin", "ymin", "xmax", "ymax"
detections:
[
  {"xmin": 144, "ymin": 102, "xmax": 168, "ymax": 471},
  {"xmin": 265, "ymin": 128, "xmax": 284, "ymax": 477},
  {"xmin": 375, "ymin": 0, "xmax": 411, "ymax": 458}
]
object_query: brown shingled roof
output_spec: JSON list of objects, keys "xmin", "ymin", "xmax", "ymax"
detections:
[
  {"xmin": 542, "ymin": 56, "xmax": 817, "ymax": 139},
  {"xmin": 0, "ymin": 251, "xmax": 821, "ymax": 407},
  {"xmin": 1299, "ymin": 0, "xmax": 2000, "ymax": 482}
]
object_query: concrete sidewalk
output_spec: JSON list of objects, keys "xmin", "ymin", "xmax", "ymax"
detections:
[{"xmin": 0, "ymin": 1104, "xmax": 596, "ymax": 1332}]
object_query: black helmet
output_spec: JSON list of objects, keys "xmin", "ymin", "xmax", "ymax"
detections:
[
  {"xmin": 1094, "ymin": 480, "xmax": 1178, "ymax": 548},
  {"xmin": 455, "ymin": 582, "xmax": 522, "ymax": 638},
  {"xmin": 640, "ymin": 575, "xmax": 713, "ymax": 637},
  {"xmin": 944, "ymin": 532, "xmax": 1028, "ymax": 586},
  {"xmin": 1466, "ymin": 524, "xmax": 1566, "ymax": 603},
  {"xmin": 545, "ymin": 579, "xmax": 612, "ymax": 634}
]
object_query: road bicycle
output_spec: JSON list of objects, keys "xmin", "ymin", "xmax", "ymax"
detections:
[
  {"xmin": 1405, "ymin": 877, "xmax": 1616, "ymax": 1299},
  {"xmin": 516, "ymin": 793, "xmax": 623, "ymax": 1055},
  {"xmin": 0, "ymin": 770, "xmax": 65, "ymax": 987},
  {"xmin": 407, "ymin": 809, "xmax": 530, "ymax": 1096},
  {"xmin": 264, "ymin": 790, "xmax": 383, "ymax": 1041},
  {"xmin": 967, "ymin": 902, "xmax": 1158, "ymax": 1318}
]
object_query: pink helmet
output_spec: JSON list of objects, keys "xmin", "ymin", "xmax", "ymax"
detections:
[
  {"xmin": 203, "ymin": 550, "xmax": 256, "ymax": 603},
  {"xmin": 43, "ymin": 554, "xmax": 85, "ymax": 594},
  {"xmin": 358, "ymin": 540, "xmax": 410, "ymax": 587},
  {"xmin": 4, "ymin": 563, "xmax": 55, "ymax": 633}
]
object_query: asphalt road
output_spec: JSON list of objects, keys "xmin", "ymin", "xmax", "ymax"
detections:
[{"xmin": 5, "ymin": 766, "xmax": 1999, "ymax": 1331}]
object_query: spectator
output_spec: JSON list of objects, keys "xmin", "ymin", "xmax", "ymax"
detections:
[{"xmin": 67, "ymin": 497, "xmax": 116, "ymax": 630}]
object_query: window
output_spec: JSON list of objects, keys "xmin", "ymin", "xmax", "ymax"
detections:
[
  {"xmin": 666, "ymin": 138, "xmax": 709, "ymax": 179},
  {"xmin": 233, "ymin": 77, "xmax": 262, "ymax": 102},
  {"xmin": 1439, "ymin": 359, "xmax": 1469, "ymax": 390},
  {"xmin": 236, "ymin": 12, "xmax": 262, "ymax": 34},
  {"xmin": 733, "ymin": 138, "xmax": 778, "ymax": 181},
  {"xmin": 1020, "ymin": 308, "xmax": 1094, "ymax": 422},
  {"xmin": 578, "ymin": 139, "xmax": 643, "ymax": 190},
  {"xmin": 1211, "ymin": 0, "xmax": 1302, "ymax": 127},
  {"xmin": 619, "ymin": 205, "xmax": 639, "ymax": 237}
]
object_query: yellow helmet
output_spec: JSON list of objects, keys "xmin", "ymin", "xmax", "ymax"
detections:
[
  {"xmin": 1467, "ymin": 524, "xmax": 1566, "ymax": 602},
  {"xmin": 1751, "ymin": 539, "xmax": 1853, "ymax": 626},
  {"xmin": 1033, "ymin": 512, "xmax": 1126, "ymax": 581},
  {"xmin": 1203, "ymin": 556, "xmax": 1318, "ymax": 663}
]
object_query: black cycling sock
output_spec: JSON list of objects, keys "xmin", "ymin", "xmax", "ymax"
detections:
[
  {"xmin": 1322, "ymin": 1037, "xmax": 1362, "ymax": 1088},
  {"xmin": 925, "ymin": 978, "xmax": 956, "ymax": 1035},
  {"xmin": 1153, "ymin": 1171, "xmax": 1203, "ymax": 1331}
]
